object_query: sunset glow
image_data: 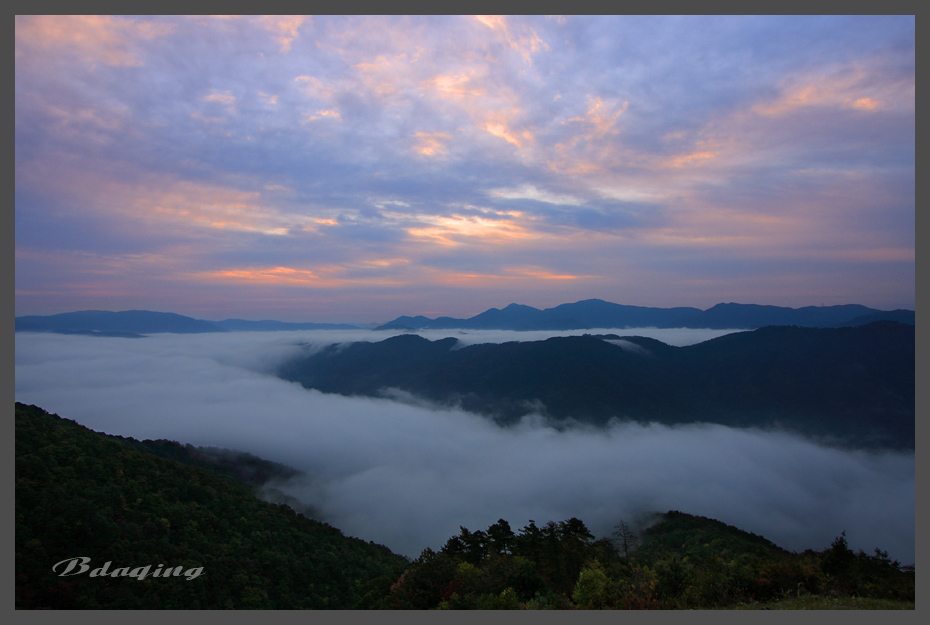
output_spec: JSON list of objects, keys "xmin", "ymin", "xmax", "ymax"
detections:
[{"xmin": 15, "ymin": 15, "xmax": 914, "ymax": 322}]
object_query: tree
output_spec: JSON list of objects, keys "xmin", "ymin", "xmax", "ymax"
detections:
[
  {"xmin": 572, "ymin": 560, "xmax": 614, "ymax": 609},
  {"xmin": 612, "ymin": 520, "xmax": 639, "ymax": 559},
  {"xmin": 487, "ymin": 519, "xmax": 515, "ymax": 555}
]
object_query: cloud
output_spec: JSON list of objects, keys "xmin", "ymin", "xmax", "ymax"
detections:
[
  {"xmin": 14, "ymin": 331, "xmax": 915, "ymax": 564},
  {"xmin": 491, "ymin": 185, "xmax": 582, "ymax": 206},
  {"xmin": 202, "ymin": 91, "xmax": 236, "ymax": 107},
  {"xmin": 751, "ymin": 64, "xmax": 913, "ymax": 117},
  {"xmin": 15, "ymin": 154, "xmax": 303, "ymax": 238},
  {"xmin": 15, "ymin": 16, "xmax": 915, "ymax": 319},
  {"xmin": 473, "ymin": 15, "xmax": 549, "ymax": 64},
  {"xmin": 412, "ymin": 132, "xmax": 453, "ymax": 157},
  {"xmin": 403, "ymin": 212, "xmax": 536, "ymax": 247},
  {"xmin": 15, "ymin": 15, "xmax": 174, "ymax": 67},
  {"xmin": 256, "ymin": 15, "xmax": 308, "ymax": 53}
]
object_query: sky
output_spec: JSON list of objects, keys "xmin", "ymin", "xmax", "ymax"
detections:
[
  {"xmin": 14, "ymin": 329, "xmax": 915, "ymax": 563},
  {"xmin": 14, "ymin": 15, "xmax": 915, "ymax": 323}
]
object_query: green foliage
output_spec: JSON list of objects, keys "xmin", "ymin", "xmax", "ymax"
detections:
[
  {"xmin": 635, "ymin": 510, "xmax": 789, "ymax": 565},
  {"xmin": 372, "ymin": 510, "xmax": 913, "ymax": 610},
  {"xmin": 15, "ymin": 403, "xmax": 408, "ymax": 609},
  {"xmin": 817, "ymin": 532, "xmax": 914, "ymax": 600},
  {"xmin": 572, "ymin": 560, "xmax": 611, "ymax": 609}
]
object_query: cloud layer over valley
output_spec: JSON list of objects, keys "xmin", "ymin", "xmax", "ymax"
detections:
[{"xmin": 14, "ymin": 330, "xmax": 915, "ymax": 563}]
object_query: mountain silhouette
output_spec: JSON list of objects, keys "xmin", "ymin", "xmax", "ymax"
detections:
[
  {"xmin": 375, "ymin": 299, "xmax": 907, "ymax": 331},
  {"xmin": 279, "ymin": 321, "xmax": 914, "ymax": 449}
]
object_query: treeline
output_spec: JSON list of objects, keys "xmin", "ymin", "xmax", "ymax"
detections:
[
  {"xmin": 15, "ymin": 403, "xmax": 914, "ymax": 609},
  {"xmin": 366, "ymin": 513, "xmax": 914, "ymax": 609}
]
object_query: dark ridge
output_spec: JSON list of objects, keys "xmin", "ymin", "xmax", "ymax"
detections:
[
  {"xmin": 375, "ymin": 299, "xmax": 903, "ymax": 331},
  {"xmin": 278, "ymin": 322, "xmax": 914, "ymax": 449},
  {"xmin": 15, "ymin": 310, "xmax": 225, "ymax": 335}
]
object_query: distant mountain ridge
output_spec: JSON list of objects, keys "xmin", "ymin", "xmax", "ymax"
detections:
[
  {"xmin": 15, "ymin": 310, "xmax": 362, "ymax": 336},
  {"xmin": 15, "ymin": 310, "xmax": 224, "ymax": 335},
  {"xmin": 376, "ymin": 299, "xmax": 913, "ymax": 331},
  {"xmin": 15, "ymin": 300, "xmax": 914, "ymax": 336}
]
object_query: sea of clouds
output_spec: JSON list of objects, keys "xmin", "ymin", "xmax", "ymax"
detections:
[{"xmin": 14, "ymin": 329, "xmax": 915, "ymax": 563}]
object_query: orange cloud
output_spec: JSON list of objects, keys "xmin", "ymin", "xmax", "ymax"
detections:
[
  {"xmin": 256, "ymin": 15, "xmax": 308, "ymax": 53},
  {"xmin": 196, "ymin": 265, "xmax": 409, "ymax": 289},
  {"xmin": 851, "ymin": 97, "xmax": 879, "ymax": 110},
  {"xmin": 358, "ymin": 258, "xmax": 410, "ymax": 269},
  {"xmin": 426, "ymin": 73, "xmax": 484, "ymax": 98},
  {"xmin": 546, "ymin": 96, "xmax": 628, "ymax": 174},
  {"xmin": 305, "ymin": 109, "xmax": 342, "ymax": 122},
  {"xmin": 406, "ymin": 213, "xmax": 535, "ymax": 246},
  {"xmin": 419, "ymin": 71, "xmax": 534, "ymax": 153},
  {"xmin": 566, "ymin": 97, "xmax": 627, "ymax": 137},
  {"xmin": 752, "ymin": 70, "xmax": 895, "ymax": 116},
  {"xmin": 413, "ymin": 132, "xmax": 453, "ymax": 156},
  {"xmin": 508, "ymin": 267, "xmax": 584, "ymax": 280},
  {"xmin": 473, "ymin": 15, "xmax": 548, "ymax": 64},
  {"xmin": 15, "ymin": 15, "xmax": 173, "ymax": 67},
  {"xmin": 430, "ymin": 265, "xmax": 589, "ymax": 287},
  {"xmin": 299, "ymin": 218, "xmax": 340, "ymax": 233},
  {"xmin": 203, "ymin": 91, "xmax": 236, "ymax": 106},
  {"xmin": 474, "ymin": 15, "xmax": 506, "ymax": 30},
  {"xmin": 352, "ymin": 54, "xmax": 411, "ymax": 97},
  {"xmin": 203, "ymin": 266, "xmax": 336, "ymax": 287},
  {"xmin": 663, "ymin": 150, "xmax": 717, "ymax": 168},
  {"xmin": 484, "ymin": 118, "xmax": 533, "ymax": 149},
  {"xmin": 19, "ymin": 152, "xmax": 308, "ymax": 237}
]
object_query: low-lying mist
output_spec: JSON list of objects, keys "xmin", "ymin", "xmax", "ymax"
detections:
[{"xmin": 14, "ymin": 330, "xmax": 915, "ymax": 564}]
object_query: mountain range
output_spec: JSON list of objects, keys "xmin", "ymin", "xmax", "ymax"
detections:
[
  {"xmin": 14, "ymin": 300, "xmax": 915, "ymax": 336},
  {"xmin": 376, "ymin": 299, "xmax": 915, "ymax": 331},
  {"xmin": 14, "ymin": 310, "xmax": 360, "ymax": 336},
  {"xmin": 277, "ymin": 321, "xmax": 915, "ymax": 450}
]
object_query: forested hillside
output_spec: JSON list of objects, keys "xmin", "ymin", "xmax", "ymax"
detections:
[
  {"xmin": 278, "ymin": 321, "xmax": 915, "ymax": 449},
  {"xmin": 15, "ymin": 403, "xmax": 407, "ymax": 609},
  {"xmin": 361, "ymin": 512, "xmax": 913, "ymax": 609}
]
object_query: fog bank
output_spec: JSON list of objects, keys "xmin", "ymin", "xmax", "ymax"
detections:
[{"xmin": 14, "ymin": 331, "xmax": 915, "ymax": 563}]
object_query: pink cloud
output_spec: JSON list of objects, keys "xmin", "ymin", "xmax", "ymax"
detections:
[{"xmin": 15, "ymin": 15, "xmax": 173, "ymax": 67}]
